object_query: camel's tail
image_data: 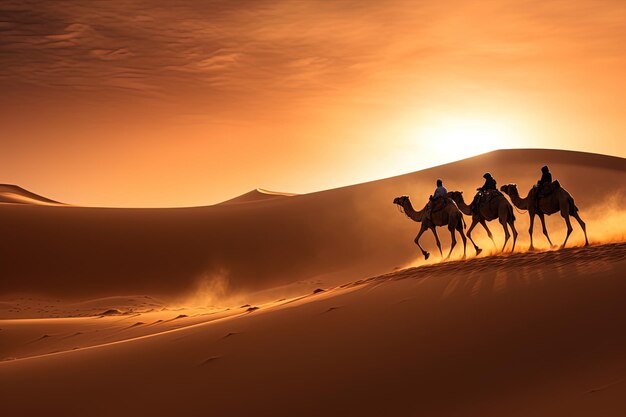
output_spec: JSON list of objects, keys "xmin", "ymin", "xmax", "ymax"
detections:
[
  {"xmin": 462, "ymin": 215, "xmax": 466, "ymax": 230},
  {"xmin": 508, "ymin": 203, "xmax": 516, "ymax": 222}
]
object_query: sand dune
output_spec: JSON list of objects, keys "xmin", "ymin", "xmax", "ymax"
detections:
[
  {"xmin": 1, "ymin": 149, "xmax": 625, "ymax": 416},
  {"xmin": 219, "ymin": 188, "xmax": 297, "ymax": 204},
  {"xmin": 1, "ymin": 149, "xmax": 624, "ymax": 301},
  {"xmin": 0, "ymin": 184, "xmax": 64, "ymax": 206},
  {"xmin": 1, "ymin": 243, "xmax": 624, "ymax": 416}
]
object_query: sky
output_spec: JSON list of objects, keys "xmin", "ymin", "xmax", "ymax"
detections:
[{"xmin": 1, "ymin": 0, "xmax": 625, "ymax": 207}]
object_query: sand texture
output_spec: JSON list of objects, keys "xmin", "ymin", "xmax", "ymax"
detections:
[{"xmin": 1, "ymin": 149, "xmax": 625, "ymax": 416}]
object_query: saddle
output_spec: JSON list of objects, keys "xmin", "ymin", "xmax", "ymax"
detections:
[
  {"xmin": 476, "ymin": 189, "xmax": 502, "ymax": 205},
  {"xmin": 431, "ymin": 196, "xmax": 448, "ymax": 212},
  {"xmin": 537, "ymin": 180, "xmax": 560, "ymax": 199}
]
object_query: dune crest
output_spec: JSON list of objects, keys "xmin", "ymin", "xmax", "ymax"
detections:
[
  {"xmin": 0, "ymin": 184, "xmax": 64, "ymax": 206},
  {"xmin": 219, "ymin": 188, "xmax": 297, "ymax": 204},
  {"xmin": 0, "ymin": 149, "xmax": 624, "ymax": 301},
  {"xmin": 0, "ymin": 149, "xmax": 625, "ymax": 417}
]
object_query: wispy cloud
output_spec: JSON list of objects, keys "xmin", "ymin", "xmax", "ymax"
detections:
[
  {"xmin": 1, "ymin": 0, "xmax": 625, "ymax": 207},
  {"xmin": 0, "ymin": 1, "xmax": 437, "ymax": 104}
]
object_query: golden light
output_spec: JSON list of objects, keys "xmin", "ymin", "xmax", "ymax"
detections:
[{"xmin": 416, "ymin": 116, "xmax": 523, "ymax": 162}]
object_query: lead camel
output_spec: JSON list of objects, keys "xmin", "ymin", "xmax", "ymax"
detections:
[
  {"xmin": 393, "ymin": 195, "xmax": 467, "ymax": 260},
  {"xmin": 500, "ymin": 183, "xmax": 588, "ymax": 250}
]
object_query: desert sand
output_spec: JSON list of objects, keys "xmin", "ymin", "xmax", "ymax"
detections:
[
  {"xmin": 1, "ymin": 149, "xmax": 625, "ymax": 416},
  {"xmin": 219, "ymin": 188, "xmax": 297, "ymax": 205},
  {"xmin": 0, "ymin": 184, "xmax": 64, "ymax": 206}
]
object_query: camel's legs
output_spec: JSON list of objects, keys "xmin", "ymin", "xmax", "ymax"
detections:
[
  {"xmin": 538, "ymin": 213, "xmax": 554, "ymax": 247},
  {"xmin": 430, "ymin": 226, "xmax": 443, "ymax": 258},
  {"xmin": 500, "ymin": 218, "xmax": 510, "ymax": 252},
  {"xmin": 466, "ymin": 219, "xmax": 482, "ymax": 255},
  {"xmin": 560, "ymin": 211, "xmax": 574, "ymax": 249},
  {"xmin": 528, "ymin": 212, "xmax": 536, "ymax": 250},
  {"xmin": 509, "ymin": 217, "xmax": 518, "ymax": 252},
  {"xmin": 445, "ymin": 226, "xmax": 457, "ymax": 260},
  {"xmin": 458, "ymin": 221, "xmax": 467, "ymax": 259},
  {"xmin": 414, "ymin": 225, "xmax": 430, "ymax": 260},
  {"xmin": 480, "ymin": 220, "xmax": 497, "ymax": 249},
  {"xmin": 572, "ymin": 211, "xmax": 589, "ymax": 246}
]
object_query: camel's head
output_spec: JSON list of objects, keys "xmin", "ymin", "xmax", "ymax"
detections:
[
  {"xmin": 446, "ymin": 191, "xmax": 463, "ymax": 202},
  {"xmin": 393, "ymin": 196, "xmax": 409, "ymax": 206},
  {"xmin": 500, "ymin": 183, "xmax": 517, "ymax": 195}
]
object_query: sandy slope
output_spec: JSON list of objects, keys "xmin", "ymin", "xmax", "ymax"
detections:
[
  {"xmin": 219, "ymin": 188, "xmax": 297, "ymax": 204},
  {"xmin": 1, "ymin": 149, "xmax": 625, "ymax": 416},
  {"xmin": 0, "ymin": 184, "xmax": 64, "ymax": 206},
  {"xmin": 1, "ymin": 243, "xmax": 624, "ymax": 416},
  {"xmin": 1, "ymin": 149, "xmax": 624, "ymax": 301}
]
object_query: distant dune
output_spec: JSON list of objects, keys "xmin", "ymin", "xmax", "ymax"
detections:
[
  {"xmin": 0, "ymin": 149, "xmax": 624, "ymax": 300},
  {"xmin": 218, "ymin": 188, "xmax": 297, "ymax": 204},
  {"xmin": 0, "ymin": 184, "xmax": 64, "ymax": 206}
]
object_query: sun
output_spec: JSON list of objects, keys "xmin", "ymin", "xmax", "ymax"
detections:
[{"xmin": 416, "ymin": 116, "xmax": 522, "ymax": 161}]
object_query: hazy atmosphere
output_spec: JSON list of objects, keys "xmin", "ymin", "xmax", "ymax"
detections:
[
  {"xmin": 2, "ymin": 0, "xmax": 625, "ymax": 206},
  {"xmin": 2, "ymin": 2, "xmax": 626, "ymax": 417}
]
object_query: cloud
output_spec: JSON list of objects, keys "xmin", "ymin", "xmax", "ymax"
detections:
[
  {"xmin": 0, "ymin": 1, "xmax": 429, "ymax": 104},
  {"xmin": 1, "ymin": 0, "xmax": 625, "ymax": 121}
]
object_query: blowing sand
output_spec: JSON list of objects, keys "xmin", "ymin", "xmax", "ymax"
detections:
[{"xmin": 0, "ymin": 149, "xmax": 625, "ymax": 416}]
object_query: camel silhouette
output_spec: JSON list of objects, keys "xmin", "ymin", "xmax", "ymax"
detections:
[
  {"xmin": 393, "ymin": 196, "xmax": 467, "ymax": 260},
  {"xmin": 446, "ymin": 190, "xmax": 518, "ymax": 254},
  {"xmin": 500, "ymin": 183, "xmax": 588, "ymax": 250}
]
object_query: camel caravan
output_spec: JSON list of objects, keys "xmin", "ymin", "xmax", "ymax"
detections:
[{"xmin": 393, "ymin": 165, "xmax": 589, "ymax": 260}]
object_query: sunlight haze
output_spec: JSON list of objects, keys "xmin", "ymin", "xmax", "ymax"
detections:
[{"xmin": 1, "ymin": 0, "xmax": 625, "ymax": 207}]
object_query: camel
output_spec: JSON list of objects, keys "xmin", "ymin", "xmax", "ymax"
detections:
[
  {"xmin": 446, "ymin": 190, "xmax": 518, "ymax": 254},
  {"xmin": 500, "ymin": 183, "xmax": 588, "ymax": 250},
  {"xmin": 393, "ymin": 196, "xmax": 467, "ymax": 260}
]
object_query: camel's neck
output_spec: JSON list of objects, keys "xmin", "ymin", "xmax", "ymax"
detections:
[
  {"xmin": 453, "ymin": 195, "xmax": 472, "ymax": 215},
  {"xmin": 402, "ymin": 200, "xmax": 424, "ymax": 222},
  {"xmin": 508, "ymin": 188, "xmax": 529, "ymax": 210}
]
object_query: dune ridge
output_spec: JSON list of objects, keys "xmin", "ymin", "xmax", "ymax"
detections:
[
  {"xmin": 0, "ymin": 184, "xmax": 64, "ymax": 206},
  {"xmin": 0, "ymin": 149, "xmax": 624, "ymax": 301},
  {"xmin": 0, "ymin": 149, "xmax": 625, "ymax": 416},
  {"xmin": 218, "ymin": 188, "xmax": 297, "ymax": 204}
]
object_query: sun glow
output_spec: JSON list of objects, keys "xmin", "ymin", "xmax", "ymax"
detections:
[{"xmin": 416, "ymin": 116, "xmax": 523, "ymax": 161}]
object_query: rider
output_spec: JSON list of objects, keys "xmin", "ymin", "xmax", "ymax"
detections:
[
  {"xmin": 532, "ymin": 165, "xmax": 553, "ymax": 207},
  {"xmin": 433, "ymin": 178, "xmax": 448, "ymax": 200},
  {"xmin": 471, "ymin": 173, "xmax": 497, "ymax": 213},
  {"xmin": 536, "ymin": 165, "xmax": 552, "ymax": 190},
  {"xmin": 425, "ymin": 178, "xmax": 447, "ymax": 222},
  {"xmin": 479, "ymin": 172, "xmax": 497, "ymax": 192}
]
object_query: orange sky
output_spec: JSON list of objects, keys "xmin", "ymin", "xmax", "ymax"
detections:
[{"xmin": 1, "ymin": 0, "xmax": 625, "ymax": 207}]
